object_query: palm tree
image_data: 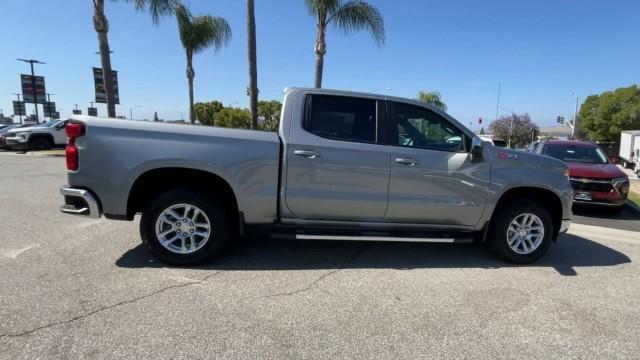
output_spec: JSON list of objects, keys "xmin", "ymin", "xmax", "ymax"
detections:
[
  {"xmin": 417, "ymin": 91, "xmax": 447, "ymax": 112},
  {"xmin": 176, "ymin": 4, "xmax": 231, "ymax": 123},
  {"xmin": 305, "ymin": 0, "xmax": 385, "ymax": 88},
  {"xmin": 93, "ymin": 0, "xmax": 177, "ymax": 118},
  {"xmin": 247, "ymin": 0, "xmax": 259, "ymax": 129}
]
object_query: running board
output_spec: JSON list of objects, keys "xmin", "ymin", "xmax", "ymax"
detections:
[
  {"xmin": 295, "ymin": 234, "xmax": 459, "ymax": 243},
  {"xmin": 271, "ymin": 225, "xmax": 476, "ymax": 244}
]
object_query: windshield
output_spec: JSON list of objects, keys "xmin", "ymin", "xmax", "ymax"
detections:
[
  {"xmin": 41, "ymin": 120, "xmax": 61, "ymax": 128},
  {"xmin": 543, "ymin": 144, "xmax": 608, "ymax": 164}
]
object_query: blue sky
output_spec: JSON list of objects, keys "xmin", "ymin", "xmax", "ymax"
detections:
[{"xmin": 1, "ymin": 0, "xmax": 639, "ymax": 130}]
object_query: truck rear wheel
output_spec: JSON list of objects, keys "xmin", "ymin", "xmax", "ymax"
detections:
[
  {"xmin": 140, "ymin": 188, "xmax": 230, "ymax": 265},
  {"xmin": 488, "ymin": 199, "xmax": 553, "ymax": 263}
]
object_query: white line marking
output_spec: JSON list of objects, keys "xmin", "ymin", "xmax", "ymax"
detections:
[{"xmin": 1, "ymin": 244, "xmax": 39, "ymax": 259}]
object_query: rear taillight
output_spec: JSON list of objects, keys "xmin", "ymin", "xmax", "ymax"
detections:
[{"xmin": 65, "ymin": 122, "xmax": 85, "ymax": 171}]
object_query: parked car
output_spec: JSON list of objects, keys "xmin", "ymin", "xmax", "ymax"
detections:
[
  {"xmin": 619, "ymin": 130, "xmax": 640, "ymax": 169},
  {"xmin": 532, "ymin": 140, "xmax": 630, "ymax": 208},
  {"xmin": 4, "ymin": 120, "xmax": 68, "ymax": 151},
  {"xmin": 0, "ymin": 124, "xmax": 33, "ymax": 149},
  {"xmin": 59, "ymin": 88, "xmax": 572, "ymax": 265}
]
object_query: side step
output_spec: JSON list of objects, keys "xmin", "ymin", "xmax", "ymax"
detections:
[{"xmin": 272, "ymin": 225, "xmax": 476, "ymax": 244}]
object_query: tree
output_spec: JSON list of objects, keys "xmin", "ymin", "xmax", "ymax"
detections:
[
  {"xmin": 247, "ymin": 0, "xmax": 259, "ymax": 129},
  {"xmin": 215, "ymin": 107, "xmax": 251, "ymax": 129},
  {"xmin": 579, "ymin": 85, "xmax": 640, "ymax": 143},
  {"xmin": 93, "ymin": 0, "xmax": 177, "ymax": 118},
  {"xmin": 257, "ymin": 100, "xmax": 282, "ymax": 131},
  {"xmin": 305, "ymin": 0, "xmax": 385, "ymax": 88},
  {"xmin": 416, "ymin": 91, "xmax": 447, "ymax": 112},
  {"xmin": 176, "ymin": 3, "xmax": 231, "ymax": 124},
  {"xmin": 153, "ymin": 111, "xmax": 160, "ymax": 122},
  {"xmin": 194, "ymin": 101, "xmax": 224, "ymax": 126},
  {"xmin": 489, "ymin": 113, "xmax": 539, "ymax": 148}
]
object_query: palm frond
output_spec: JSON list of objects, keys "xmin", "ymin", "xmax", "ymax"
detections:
[
  {"xmin": 304, "ymin": 0, "xmax": 341, "ymax": 18},
  {"xmin": 127, "ymin": 0, "xmax": 177, "ymax": 24},
  {"xmin": 328, "ymin": 0, "xmax": 385, "ymax": 45},
  {"xmin": 176, "ymin": 4, "xmax": 231, "ymax": 55},
  {"xmin": 190, "ymin": 15, "xmax": 232, "ymax": 53}
]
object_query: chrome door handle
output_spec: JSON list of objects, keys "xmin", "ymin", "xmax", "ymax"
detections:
[
  {"xmin": 394, "ymin": 157, "xmax": 419, "ymax": 166},
  {"xmin": 294, "ymin": 150, "xmax": 320, "ymax": 159}
]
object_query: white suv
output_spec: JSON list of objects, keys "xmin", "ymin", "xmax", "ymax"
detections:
[{"xmin": 5, "ymin": 120, "xmax": 68, "ymax": 151}]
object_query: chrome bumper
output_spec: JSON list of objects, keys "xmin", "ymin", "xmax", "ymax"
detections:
[
  {"xmin": 559, "ymin": 219, "xmax": 571, "ymax": 233},
  {"xmin": 60, "ymin": 186, "xmax": 102, "ymax": 219}
]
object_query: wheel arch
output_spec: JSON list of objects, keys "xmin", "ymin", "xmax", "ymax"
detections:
[
  {"xmin": 29, "ymin": 133, "xmax": 54, "ymax": 144},
  {"xmin": 491, "ymin": 186, "xmax": 563, "ymax": 240},
  {"xmin": 126, "ymin": 167, "xmax": 240, "ymax": 228}
]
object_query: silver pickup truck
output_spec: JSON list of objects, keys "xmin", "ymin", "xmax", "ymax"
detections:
[{"xmin": 60, "ymin": 88, "xmax": 572, "ymax": 265}]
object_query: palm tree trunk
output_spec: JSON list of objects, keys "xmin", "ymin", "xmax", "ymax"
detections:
[
  {"xmin": 186, "ymin": 52, "xmax": 196, "ymax": 124},
  {"xmin": 314, "ymin": 24, "xmax": 327, "ymax": 88},
  {"xmin": 247, "ymin": 0, "xmax": 259, "ymax": 130},
  {"xmin": 93, "ymin": 0, "xmax": 116, "ymax": 118}
]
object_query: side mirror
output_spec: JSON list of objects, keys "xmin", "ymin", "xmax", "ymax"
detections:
[{"xmin": 471, "ymin": 137, "xmax": 483, "ymax": 162}]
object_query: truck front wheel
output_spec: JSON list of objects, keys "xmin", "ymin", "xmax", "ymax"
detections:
[
  {"xmin": 488, "ymin": 199, "xmax": 553, "ymax": 263},
  {"xmin": 140, "ymin": 189, "xmax": 230, "ymax": 265}
]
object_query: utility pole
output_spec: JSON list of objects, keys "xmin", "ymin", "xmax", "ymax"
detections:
[
  {"xmin": 17, "ymin": 58, "xmax": 45, "ymax": 124},
  {"xmin": 495, "ymin": 82, "xmax": 501, "ymax": 122},
  {"xmin": 46, "ymin": 93, "xmax": 55, "ymax": 120},
  {"xmin": 572, "ymin": 93, "xmax": 579, "ymax": 139},
  {"xmin": 12, "ymin": 93, "xmax": 23, "ymax": 124}
]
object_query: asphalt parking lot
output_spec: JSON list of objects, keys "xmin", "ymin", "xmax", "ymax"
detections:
[{"xmin": 1, "ymin": 154, "xmax": 640, "ymax": 359}]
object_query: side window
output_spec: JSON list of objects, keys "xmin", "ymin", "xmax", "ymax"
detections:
[
  {"xmin": 391, "ymin": 102, "xmax": 465, "ymax": 152},
  {"xmin": 305, "ymin": 95, "xmax": 377, "ymax": 143}
]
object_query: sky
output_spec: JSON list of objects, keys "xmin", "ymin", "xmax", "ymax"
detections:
[{"xmin": 1, "ymin": 0, "xmax": 639, "ymax": 130}]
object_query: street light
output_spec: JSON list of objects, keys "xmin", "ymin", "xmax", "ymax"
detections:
[
  {"xmin": 130, "ymin": 105, "xmax": 143, "ymax": 120},
  {"xmin": 569, "ymin": 91, "xmax": 579, "ymax": 139},
  {"xmin": 370, "ymin": 87, "xmax": 392, "ymax": 93}
]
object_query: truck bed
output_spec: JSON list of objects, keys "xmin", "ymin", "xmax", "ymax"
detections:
[{"xmin": 67, "ymin": 116, "xmax": 281, "ymax": 223}]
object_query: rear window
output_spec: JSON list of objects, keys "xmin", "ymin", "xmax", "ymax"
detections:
[{"xmin": 304, "ymin": 95, "xmax": 377, "ymax": 143}]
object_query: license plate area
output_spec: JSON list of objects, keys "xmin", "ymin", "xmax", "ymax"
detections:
[{"xmin": 574, "ymin": 192, "xmax": 592, "ymax": 201}]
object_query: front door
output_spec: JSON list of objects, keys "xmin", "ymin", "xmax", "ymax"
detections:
[
  {"xmin": 385, "ymin": 101, "xmax": 490, "ymax": 226},
  {"xmin": 284, "ymin": 94, "xmax": 390, "ymax": 221}
]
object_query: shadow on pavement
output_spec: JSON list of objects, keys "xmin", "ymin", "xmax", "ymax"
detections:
[
  {"xmin": 573, "ymin": 204, "xmax": 640, "ymax": 220},
  {"xmin": 116, "ymin": 233, "xmax": 630, "ymax": 277}
]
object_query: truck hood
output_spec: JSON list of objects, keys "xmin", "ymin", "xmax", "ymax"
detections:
[
  {"xmin": 6, "ymin": 126, "xmax": 45, "ymax": 134},
  {"xmin": 566, "ymin": 162, "xmax": 626, "ymax": 179}
]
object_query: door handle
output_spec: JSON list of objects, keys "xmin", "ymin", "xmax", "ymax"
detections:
[
  {"xmin": 394, "ymin": 157, "xmax": 419, "ymax": 166},
  {"xmin": 294, "ymin": 150, "xmax": 320, "ymax": 159}
]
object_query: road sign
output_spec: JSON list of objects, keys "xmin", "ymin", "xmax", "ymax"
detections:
[
  {"xmin": 93, "ymin": 67, "xmax": 120, "ymax": 104},
  {"xmin": 72, "ymin": 109, "xmax": 82, "ymax": 115},
  {"xmin": 13, "ymin": 101, "xmax": 26, "ymax": 116},
  {"xmin": 43, "ymin": 101, "xmax": 56, "ymax": 117},
  {"xmin": 21, "ymin": 74, "xmax": 46, "ymax": 103},
  {"xmin": 53, "ymin": 111, "xmax": 60, "ymax": 119},
  {"xmin": 88, "ymin": 107, "xmax": 98, "ymax": 116}
]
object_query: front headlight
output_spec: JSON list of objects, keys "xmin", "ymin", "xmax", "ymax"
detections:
[{"xmin": 612, "ymin": 177, "xmax": 630, "ymax": 194}]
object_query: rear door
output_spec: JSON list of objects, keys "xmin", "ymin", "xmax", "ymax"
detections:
[
  {"xmin": 284, "ymin": 94, "xmax": 390, "ymax": 221},
  {"xmin": 385, "ymin": 101, "xmax": 491, "ymax": 226}
]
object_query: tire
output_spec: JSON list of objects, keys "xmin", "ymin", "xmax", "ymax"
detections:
[
  {"xmin": 488, "ymin": 198, "xmax": 554, "ymax": 263},
  {"xmin": 29, "ymin": 137, "xmax": 53, "ymax": 151},
  {"xmin": 140, "ymin": 188, "xmax": 231, "ymax": 265}
]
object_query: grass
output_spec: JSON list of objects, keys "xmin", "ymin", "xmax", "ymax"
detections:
[{"xmin": 629, "ymin": 190, "xmax": 640, "ymax": 208}]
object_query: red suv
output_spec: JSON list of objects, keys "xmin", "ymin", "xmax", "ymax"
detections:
[{"xmin": 532, "ymin": 140, "xmax": 630, "ymax": 208}]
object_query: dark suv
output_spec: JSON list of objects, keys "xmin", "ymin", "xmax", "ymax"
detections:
[{"xmin": 532, "ymin": 140, "xmax": 630, "ymax": 208}]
